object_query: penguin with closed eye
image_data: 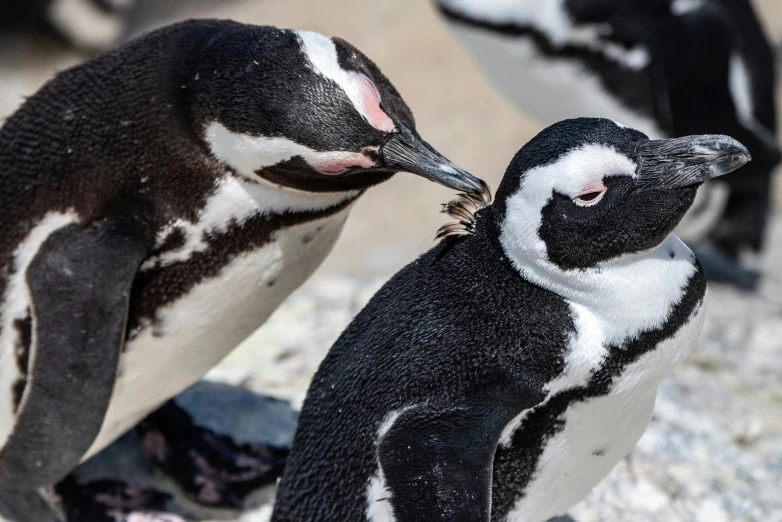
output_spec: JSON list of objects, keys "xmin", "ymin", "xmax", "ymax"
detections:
[
  {"xmin": 0, "ymin": 18, "xmax": 485, "ymax": 510},
  {"xmin": 434, "ymin": 0, "xmax": 780, "ymax": 289},
  {"xmin": 272, "ymin": 117, "xmax": 750, "ymax": 522}
]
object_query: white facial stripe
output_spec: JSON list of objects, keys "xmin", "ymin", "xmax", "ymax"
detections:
[
  {"xmin": 295, "ymin": 31, "xmax": 395, "ymax": 132},
  {"xmin": 205, "ymin": 122, "xmax": 377, "ymax": 180},
  {"xmin": 498, "ymin": 142, "xmax": 697, "ymax": 344},
  {"xmin": 438, "ymin": 0, "xmax": 650, "ymax": 70},
  {"xmin": 0, "ymin": 211, "xmax": 80, "ymax": 448},
  {"xmin": 521, "ymin": 143, "xmax": 637, "ymax": 203}
]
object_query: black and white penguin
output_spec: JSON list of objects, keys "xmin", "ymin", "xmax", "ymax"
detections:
[
  {"xmin": 272, "ymin": 118, "xmax": 750, "ymax": 522},
  {"xmin": 434, "ymin": 0, "xmax": 780, "ymax": 288},
  {"xmin": 0, "ymin": 18, "xmax": 485, "ymax": 496},
  {"xmin": 0, "ymin": 0, "xmax": 135, "ymax": 51}
]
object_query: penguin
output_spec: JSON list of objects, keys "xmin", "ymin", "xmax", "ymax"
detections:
[
  {"xmin": 433, "ymin": 0, "xmax": 780, "ymax": 289},
  {"xmin": 271, "ymin": 118, "xmax": 751, "ymax": 522},
  {"xmin": 0, "ymin": 0, "xmax": 135, "ymax": 52},
  {"xmin": 0, "ymin": 18, "xmax": 485, "ymax": 497}
]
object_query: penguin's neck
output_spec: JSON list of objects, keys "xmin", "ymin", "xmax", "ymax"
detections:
[{"xmin": 499, "ymin": 225, "xmax": 700, "ymax": 345}]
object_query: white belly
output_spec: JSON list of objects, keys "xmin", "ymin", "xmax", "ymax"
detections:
[
  {"xmin": 447, "ymin": 24, "xmax": 665, "ymax": 138},
  {"xmin": 503, "ymin": 303, "xmax": 706, "ymax": 522},
  {"xmin": 83, "ymin": 206, "xmax": 351, "ymax": 460}
]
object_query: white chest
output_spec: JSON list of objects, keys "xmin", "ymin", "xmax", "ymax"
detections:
[
  {"xmin": 83, "ymin": 200, "xmax": 353, "ymax": 460},
  {"xmin": 501, "ymin": 297, "xmax": 706, "ymax": 522}
]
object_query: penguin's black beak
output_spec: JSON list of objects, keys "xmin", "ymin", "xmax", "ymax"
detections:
[
  {"xmin": 636, "ymin": 135, "xmax": 751, "ymax": 189},
  {"xmin": 380, "ymin": 123, "xmax": 486, "ymax": 195}
]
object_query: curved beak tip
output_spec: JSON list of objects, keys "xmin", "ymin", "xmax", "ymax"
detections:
[
  {"xmin": 380, "ymin": 124, "xmax": 489, "ymax": 196},
  {"xmin": 721, "ymin": 139, "xmax": 752, "ymax": 175},
  {"xmin": 638, "ymin": 134, "xmax": 754, "ymax": 188},
  {"xmin": 731, "ymin": 140, "xmax": 752, "ymax": 164},
  {"xmin": 445, "ymin": 166, "xmax": 488, "ymax": 195}
]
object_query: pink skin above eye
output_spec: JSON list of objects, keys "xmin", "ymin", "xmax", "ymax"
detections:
[
  {"xmin": 573, "ymin": 181, "xmax": 607, "ymax": 206},
  {"xmin": 352, "ymin": 73, "xmax": 396, "ymax": 133}
]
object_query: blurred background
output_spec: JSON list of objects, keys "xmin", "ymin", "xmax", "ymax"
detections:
[{"xmin": 1, "ymin": 1, "xmax": 781, "ymax": 520}]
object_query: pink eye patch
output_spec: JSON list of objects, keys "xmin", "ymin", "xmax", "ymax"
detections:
[
  {"xmin": 573, "ymin": 181, "xmax": 607, "ymax": 206},
  {"xmin": 351, "ymin": 73, "xmax": 395, "ymax": 133},
  {"xmin": 311, "ymin": 152, "xmax": 376, "ymax": 175}
]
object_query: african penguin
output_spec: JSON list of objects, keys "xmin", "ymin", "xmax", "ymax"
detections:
[
  {"xmin": 272, "ymin": 118, "xmax": 750, "ymax": 522},
  {"xmin": 0, "ymin": 0, "xmax": 135, "ymax": 52},
  {"xmin": 434, "ymin": 0, "xmax": 780, "ymax": 288},
  {"xmin": 0, "ymin": 18, "xmax": 485, "ymax": 494}
]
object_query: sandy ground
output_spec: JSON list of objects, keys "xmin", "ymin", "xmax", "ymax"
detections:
[{"xmin": 1, "ymin": 1, "xmax": 782, "ymax": 521}]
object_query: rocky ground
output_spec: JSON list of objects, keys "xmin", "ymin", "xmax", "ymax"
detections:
[{"xmin": 1, "ymin": 0, "xmax": 781, "ymax": 520}]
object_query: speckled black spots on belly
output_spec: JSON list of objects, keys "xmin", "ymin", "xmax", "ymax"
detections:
[
  {"xmin": 124, "ymin": 197, "xmax": 357, "ymax": 340},
  {"xmin": 158, "ymin": 227, "xmax": 187, "ymax": 252},
  {"xmin": 490, "ymin": 267, "xmax": 706, "ymax": 520},
  {"xmin": 11, "ymin": 311, "xmax": 32, "ymax": 412}
]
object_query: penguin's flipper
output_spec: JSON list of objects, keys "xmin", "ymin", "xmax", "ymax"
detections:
[
  {"xmin": 0, "ymin": 217, "xmax": 152, "ymax": 490},
  {"xmin": 377, "ymin": 403, "xmax": 510, "ymax": 522}
]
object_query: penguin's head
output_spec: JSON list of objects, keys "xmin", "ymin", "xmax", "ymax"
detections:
[
  {"xmin": 494, "ymin": 118, "xmax": 750, "ymax": 272},
  {"xmin": 190, "ymin": 23, "xmax": 484, "ymax": 194}
]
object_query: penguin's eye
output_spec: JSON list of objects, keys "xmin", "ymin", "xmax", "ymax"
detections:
[{"xmin": 573, "ymin": 185, "xmax": 607, "ymax": 206}]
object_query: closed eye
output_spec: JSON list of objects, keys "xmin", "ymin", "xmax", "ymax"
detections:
[{"xmin": 573, "ymin": 188, "xmax": 606, "ymax": 206}]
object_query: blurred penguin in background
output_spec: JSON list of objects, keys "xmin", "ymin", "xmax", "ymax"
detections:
[
  {"xmin": 436, "ymin": 0, "xmax": 781, "ymax": 289},
  {"xmin": 0, "ymin": 0, "xmax": 135, "ymax": 52}
]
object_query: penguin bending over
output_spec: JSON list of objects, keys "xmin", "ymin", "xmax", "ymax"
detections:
[
  {"xmin": 272, "ymin": 118, "xmax": 750, "ymax": 522},
  {"xmin": 0, "ymin": 19, "xmax": 484, "ymax": 496},
  {"xmin": 434, "ymin": 0, "xmax": 780, "ymax": 288}
]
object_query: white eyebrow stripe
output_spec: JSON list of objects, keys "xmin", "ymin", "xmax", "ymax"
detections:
[{"xmin": 295, "ymin": 30, "xmax": 395, "ymax": 132}]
